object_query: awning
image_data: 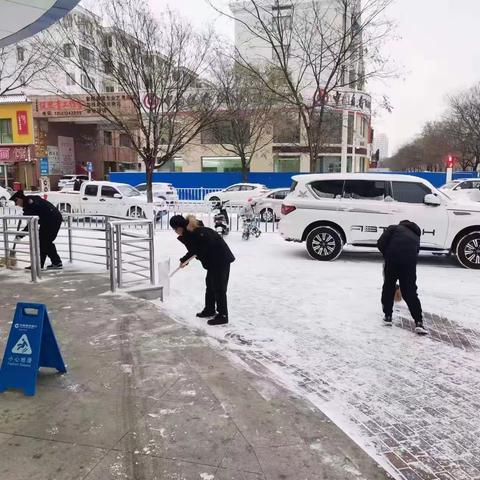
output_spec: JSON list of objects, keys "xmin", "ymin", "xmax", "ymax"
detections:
[{"xmin": 0, "ymin": 0, "xmax": 81, "ymax": 48}]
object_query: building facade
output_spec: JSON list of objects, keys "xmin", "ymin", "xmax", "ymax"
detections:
[
  {"xmin": 373, "ymin": 132, "xmax": 389, "ymax": 161},
  {"xmin": 0, "ymin": 95, "xmax": 35, "ymax": 188}
]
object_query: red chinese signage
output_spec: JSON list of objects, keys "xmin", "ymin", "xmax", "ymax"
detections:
[
  {"xmin": 16, "ymin": 111, "xmax": 29, "ymax": 135},
  {"xmin": 0, "ymin": 146, "xmax": 32, "ymax": 163}
]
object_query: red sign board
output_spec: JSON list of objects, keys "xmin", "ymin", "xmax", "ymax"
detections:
[
  {"xmin": 16, "ymin": 111, "xmax": 29, "ymax": 135},
  {"xmin": 0, "ymin": 146, "xmax": 32, "ymax": 163}
]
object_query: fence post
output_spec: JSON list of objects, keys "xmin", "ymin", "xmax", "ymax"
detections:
[
  {"xmin": 67, "ymin": 215, "xmax": 73, "ymax": 263},
  {"xmin": 108, "ymin": 223, "xmax": 116, "ymax": 292},
  {"xmin": 2, "ymin": 218, "xmax": 8, "ymax": 267},
  {"xmin": 115, "ymin": 223, "xmax": 123, "ymax": 289},
  {"xmin": 148, "ymin": 222, "xmax": 155, "ymax": 285}
]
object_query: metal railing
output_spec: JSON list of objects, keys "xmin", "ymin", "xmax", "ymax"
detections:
[
  {"xmin": 108, "ymin": 220, "xmax": 155, "ymax": 292},
  {"xmin": 176, "ymin": 187, "xmax": 222, "ymax": 201},
  {"xmin": 0, "ymin": 216, "xmax": 41, "ymax": 282}
]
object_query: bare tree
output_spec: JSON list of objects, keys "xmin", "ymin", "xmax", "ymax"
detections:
[
  {"xmin": 210, "ymin": 0, "xmax": 394, "ymax": 171},
  {"xmin": 44, "ymin": 0, "xmax": 219, "ymax": 202},
  {"xmin": 0, "ymin": 36, "xmax": 56, "ymax": 96},
  {"xmin": 205, "ymin": 54, "xmax": 276, "ymax": 181},
  {"xmin": 448, "ymin": 84, "xmax": 480, "ymax": 172}
]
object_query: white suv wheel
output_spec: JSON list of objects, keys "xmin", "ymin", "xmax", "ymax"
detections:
[
  {"xmin": 306, "ymin": 226, "xmax": 343, "ymax": 261},
  {"xmin": 456, "ymin": 231, "xmax": 480, "ymax": 269}
]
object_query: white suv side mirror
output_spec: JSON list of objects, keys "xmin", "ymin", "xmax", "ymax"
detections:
[
  {"xmin": 424, "ymin": 193, "xmax": 441, "ymax": 206},
  {"xmin": 113, "ymin": 193, "xmax": 122, "ymax": 199}
]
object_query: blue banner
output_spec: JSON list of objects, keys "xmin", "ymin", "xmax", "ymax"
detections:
[
  {"xmin": 0, "ymin": 303, "xmax": 66, "ymax": 396},
  {"xmin": 40, "ymin": 157, "xmax": 49, "ymax": 176}
]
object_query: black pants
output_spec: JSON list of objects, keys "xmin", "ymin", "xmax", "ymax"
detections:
[
  {"xmin": 39, "ymin": 223, "xmax": 61, "ymax": 268},
  {"xmin": 205, "ymin": 264, "xmax": 230, "ymax": 316},
  {"xmin": 382, "ymin": 261, "xmax": 422, "ymax": 323}
]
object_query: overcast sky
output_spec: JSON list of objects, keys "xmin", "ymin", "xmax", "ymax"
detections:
[{"xmin": 149, "ymin": 0, "xmax": 480, "ymax": 155}]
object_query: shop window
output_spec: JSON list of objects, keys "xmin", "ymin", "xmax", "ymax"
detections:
[
  {"xmin": 0, "ymin": 119, "xmax": 13, "ymax": 144},
  {"xmin": 274, "ymin": 156, "xmax": 300, "ymax": 172},
  {"xmin": 157, "ymin": 157, "xmax": 183, "ymax": 172},
  {"xmin": 201, "ymin": 157, "xmax": 243, "ymax": 173}
]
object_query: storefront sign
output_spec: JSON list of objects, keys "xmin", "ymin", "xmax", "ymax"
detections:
[
  {"xmin": 16, "ymin": 111, "xmax": 29, "ymax": 135},
  {"xmin": 40, "ymin": 157, "xmax": 49, "ymax": 175},
  {"xmin": 47, "ymin": 145, "xmax": 60, "ymax": 175},
  {"xmin": 0, "ymin": 146, "xmax": 32, "ymax": 163},
  {"xmin": 32, "ymin": 94, "xmax": 134, "ymax": 118},
  {"xmin": 314, "ymin": 88, "xmax": 372, "ymax": 115},
  {"xmin": 0, "ymin": 303, "xmax": 67, "ymax": 397}
]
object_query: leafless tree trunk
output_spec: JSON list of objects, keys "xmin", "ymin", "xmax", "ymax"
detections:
[
  {"xmin": 43, "ymin": 0, "xmax": 219, "ymax": 202},
  {"xmin": 209, "ymin": 0, "xmax": 394, "ymax": 171}
]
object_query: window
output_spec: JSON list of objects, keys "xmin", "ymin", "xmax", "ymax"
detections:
[
  {"xmin": 119, "ymin": 64, "xmax": 127, "ymax": 77},
  {"xmin": 66, "ymin": 72, "xmax": 75, "ymax": 86},
  {"xmin": 273, "ymin": 112, "xmax": 300, "ymax": 143},
  {"xmin": 225, "ymin": 185, "xmax": 241, "ymax": 192},
  {"xmin": 343, "ymin": 180, "xmax": 389, "ymax": 200},
  {"xmin": 201, "ymin": 120, "xmax": 247, "ymax": 145},
  {"xmin": 240, "ymin": 185, "xmax": 255, "ymax": 191},
  {"xmin": 104, "ymin": 35, "xmax": 113, "ymax": 48},
  {"xmin": 460, "ymin": 181, "xmax": 473, "ymax": 189},
  {"xmin": 119, "ymin": 134, "xmax": 132, "ymax": 148},
  {"xmin": 101, "ymin": 186, "xmax": 119, "ymax": 198},
  {"xmin": 105, "ymin": 84, "xmax": 115, "ymax": 93},
  {"xmin": 392, "ymin": 182, "xmax": 431, "ymax": 204},
  {"xmin": 17, "ymin": 47, "xmax": 25, "ymax": 62},
  {"xmin": 103, "ymin": 61, "xmax": 114, "ymax": 74},
  {"xmin": 80, "ymin": 73, "xmax": 95, "ymax": 90},
  {"xmin": 274, "ymin": 156, "xmax": 300, "ymax": 172},
  {"xmin": 202, "ymin": 157, "xmax": 243, "ymax": 173},
  {"xmin": 317, "ymin": 156, "xmax": 341, "ymax": 173},
  {"xmin": 84, "ymin": 185, "xmax": 98, "ymax": 197},
  {"xmin": 79, "ymin": 46, "xmax": 94, "ymax": 63},
  {"xmin": 157, "ymin": 157, "xmax": 183, "ymax": 172},
  {"xmin": 63, "ymin": 44, "xmax": 73, "ymax": 58},
  {"xmin": 310, "ymin": 180, "xmax": 344, "ymax": 199},
  {"xmin": 63, "ymin": 14, "xmax": 73, "ymax": 27},
  {"xmin": 273, "ymin": 190, "xmax": 289, "ymax": 200},
  {"xmin": 104, "ymin": 131, "xmax": 112, "ymax": 145},
  {"xmin": 0, "ymin": 119, "xmax": 13, "ymax": 143}
]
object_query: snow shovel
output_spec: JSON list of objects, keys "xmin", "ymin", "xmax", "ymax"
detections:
[{"xmin": 169, "ymin": 255, "xmax": 196, "ymax": 278}]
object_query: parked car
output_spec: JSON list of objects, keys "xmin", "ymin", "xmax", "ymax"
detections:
[
  {"xmin": 279, "ymin": 173, "xmax": 480, "ymax": 269},
  {"xmin": 251, "ymin": 188, "xmax": 290, "ymax": 221},
  {"xmin": 0, "ymin": 186, "xmax": 11, "ymax": 206},
  {"xmin": 135, "ymin": 182, "xmax": 179, "ymax": 202},
  {"xmin": 58, "ymin": 174, "xmax": 89, "ymax": 190},
  {"xmin": 204, "ymin": 183, "xmax": 270, "ymax": 205},
  {"xmin": 41, "ymin": 181, "xmax": 166, "ymax": 220},
  {"xmin": 439, "ymin": 178, "xmax": 480, "ymax": 202}
]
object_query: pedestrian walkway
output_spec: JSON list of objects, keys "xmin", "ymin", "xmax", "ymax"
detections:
[{"xmin": 0, "ymin": 270, "xmax": 391, "ymax": 480}]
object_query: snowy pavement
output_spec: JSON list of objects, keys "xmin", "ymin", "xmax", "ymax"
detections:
[{"xmin": 156, "ymin": 231, "xmax": 480, "ymax": 480}]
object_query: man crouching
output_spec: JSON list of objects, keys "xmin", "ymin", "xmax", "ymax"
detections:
[{"xmin": 170, "ymin": 215, "xmax": 235, "ymax": 325}]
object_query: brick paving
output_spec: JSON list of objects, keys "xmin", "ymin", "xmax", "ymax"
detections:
[{"xmin": 224, "ymin": 310, "xmax": 480, "ymax": 480}]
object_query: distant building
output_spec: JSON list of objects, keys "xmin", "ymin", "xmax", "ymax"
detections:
[{"xmin": 373, "ymin": 132, "xmax": 389, "ymax": 161}]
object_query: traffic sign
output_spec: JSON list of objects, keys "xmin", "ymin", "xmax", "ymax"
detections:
[{"xmin": 0, "ymin": 303, "xmax": 66, "ymax": 396}]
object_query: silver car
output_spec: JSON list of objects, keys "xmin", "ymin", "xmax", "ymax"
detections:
[{"xmin": 252, "ymin": 188, "xmax": 290, "ymax": 221}]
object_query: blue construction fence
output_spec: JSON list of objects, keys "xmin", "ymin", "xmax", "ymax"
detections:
[{"xmin": 109, "ymin": 171, "xmax": 479, "ymax": 193}]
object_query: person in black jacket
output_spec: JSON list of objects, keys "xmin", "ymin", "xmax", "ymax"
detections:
[
  {"xmin": 377, "ymin": 220, "xmax": 427, "ymax": 335},
  {"xmin": 170, "ymin": 215, "xmax": 235, "ymax": 325},
  {"xmin": 11, "ymin": 191, "xmax": 63, "ymax": 270}
]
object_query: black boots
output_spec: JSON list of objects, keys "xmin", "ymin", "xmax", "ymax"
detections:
[
  {"xmin": 196, "ymin": 310, "xmax": 215, "ymax": 318},
  {"xmin": 208, "ymin": 314, "xmax": 228, "ymax": 326},
  {"xmin": 415, "ymin": 322, "xmax": 428, "ymax": 335},
  {"xmin": 383, "ymin": 315, "xmax": 393, "ymax": 326}
]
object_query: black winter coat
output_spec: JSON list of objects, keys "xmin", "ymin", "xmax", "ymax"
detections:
[
  {"xmin": 23, "ymin": 196, "xmax": 63, "ymax": 229},
  {"xmin": 377, "ymin": 221, "xmax": 421, "ymax": 264},
  {"xmin": 177, "ymin": 227, "xmax": 235, "ymax": 270}
]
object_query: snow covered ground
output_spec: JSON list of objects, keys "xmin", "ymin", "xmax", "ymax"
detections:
[{"xmin": 156, "ymin": 230, "xmax": 480, "ymax": 480}]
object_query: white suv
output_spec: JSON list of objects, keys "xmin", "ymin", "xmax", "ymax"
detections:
[{"xmin": 279, "ymin": 173, "xmax": 480, "ymax": 269}]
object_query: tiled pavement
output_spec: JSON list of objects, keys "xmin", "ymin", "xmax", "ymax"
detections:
[{"xmin": 226, "ymin": 309, "xmax": 480, "ymax": 480}]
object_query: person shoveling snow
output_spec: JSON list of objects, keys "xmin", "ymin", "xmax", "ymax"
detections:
[{"xmin": 169, "ymin": 215, "xmax": 235, "ymax": 326}]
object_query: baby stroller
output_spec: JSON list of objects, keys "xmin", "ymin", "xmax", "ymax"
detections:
[{"xmin": 240, "ymin": 203, "xmax": 261, "ymax": 240}]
